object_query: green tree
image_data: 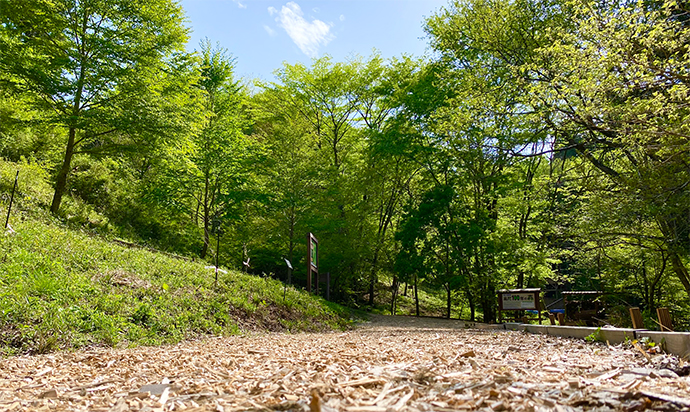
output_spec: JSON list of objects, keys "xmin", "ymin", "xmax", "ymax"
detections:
[
  {"xmin": 262, "ymin": 56, "xmax": 373, "ymax": 298},
  {"xmin": 351, "ymin": 55, "xmax": 423, "ymax": 306},
  {"xmin": 393, "ymin": 0, "xmax": 567, "ymax": 321},
  {"xmin": 526, "ymin": 0, "xmax": 690, "ymax": 298},
  {"xmin": 273, "ymin": 56, "xmax": 361, "ymax": 172},
  {"xmin": 155, "ymin": 40, "xmax": 249, "ymax": 258},
  {"xmin": 0, "ymin": 0, "xmax": 190, "ymax": 213},
  {"xmin": 249, "ymin": 85, "xmax": 322, "ymax": 278}
]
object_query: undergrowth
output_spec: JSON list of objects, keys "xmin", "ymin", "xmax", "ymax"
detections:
[
  {"xmin": 0, "ymin": 160, "xmax": 353, "ymax": 356},
  {"xmin": 367, "ymin": 274, "xmax": 456, "ymax": 318}
]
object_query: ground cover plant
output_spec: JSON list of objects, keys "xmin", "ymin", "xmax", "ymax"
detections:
[
  {"xmin": 0, "ymin": 217, "xmax": 352, "ymax": 355},
  {"xmin": 0, "ymin": 160, "xmax": 353, "ymax": 355}
]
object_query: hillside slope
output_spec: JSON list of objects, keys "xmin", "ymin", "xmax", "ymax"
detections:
[{"xmin": 0, "ymin": 162, "xmax": 353, "ymax": 356}]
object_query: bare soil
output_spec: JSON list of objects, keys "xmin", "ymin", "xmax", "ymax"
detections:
[{"xmin": 1, "ymin": 314, "xmax": 688, "ymax": 411}]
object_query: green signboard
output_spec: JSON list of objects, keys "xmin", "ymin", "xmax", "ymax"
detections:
[{"xmin": 310, "ymin": 238, "xmax": 318, "ymax": 268}]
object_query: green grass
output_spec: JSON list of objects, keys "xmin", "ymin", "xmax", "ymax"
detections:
[
  {"xmin": 367, "ymin": 274, "xmax": 460, "ymax": 318},
  {"xmin": 0, "ymin": 160, "xmax": 354, "ymax": 356}
]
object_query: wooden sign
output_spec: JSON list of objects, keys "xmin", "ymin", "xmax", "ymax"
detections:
[
  {"xmin": 500, "ymin": 291, "xmax": 538, "ymax": 310},
  {"xmin": 497, "ymin": 288, "xmax": 542, "ymax": 324}
]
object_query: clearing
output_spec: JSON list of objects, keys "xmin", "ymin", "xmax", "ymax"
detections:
[{"xmin": 1, "ymin": 315, "xmax": 688, "ymax": 411}]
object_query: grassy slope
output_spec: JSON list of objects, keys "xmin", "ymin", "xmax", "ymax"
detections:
[
  {"xmin": 368, "ymin": 274, "xmax": 463, "ymax": 319},
  {"xmin": 0, "ymin": 161, "xmax": 353, "ymax": 356}
]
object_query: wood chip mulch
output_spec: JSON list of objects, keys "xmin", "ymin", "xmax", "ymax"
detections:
[{"xmin": 1, "ymin": 314, "xmax": 689, "ymax": 411}]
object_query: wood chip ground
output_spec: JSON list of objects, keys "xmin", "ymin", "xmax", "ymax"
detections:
[{"xmin": 1, "ymin": 315, "xmax": 689, "ymax": 411}]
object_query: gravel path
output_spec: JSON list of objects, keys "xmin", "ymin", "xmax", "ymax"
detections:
[{"xmin": 1, "ymin": 315, "xmax": 688, "ymax": 411}]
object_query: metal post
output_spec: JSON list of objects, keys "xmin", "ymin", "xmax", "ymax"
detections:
[
  {"xmin": 215, "ymin": 230, "xmax": 221, "ymax": 284},
  {"xmin": 307, "ymin": 233, "xmax": 318, "ymax": 294},
  {"xmin": 283, "ymin": 267, "xmax": 292, "ymax": 302},
  {"xmin": 283, "ymin": 258, "xmax": 293, "ymax": 302},
  {"xmin": 307, "ymin": 233, "xmax": 312, "ymax": 293},
  {"xmin": 5, "ymin": 171, "xmax": 18, "ymax": 229}
]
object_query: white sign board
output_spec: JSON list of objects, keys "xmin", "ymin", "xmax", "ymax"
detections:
[{"xmin": 502, "ymin": 293, "xmax": 537, "ymax": 310}]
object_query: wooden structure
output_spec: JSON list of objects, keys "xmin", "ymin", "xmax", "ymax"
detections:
[
  {"xmin": 630, "ymin": 307, "xmax": 644, "ymax": 329},
  {"xmin": 563, "ymin": 291, "xmax": 604, "ymax": 326},
  {"xmin": 307, "ymin": 233, "xmax": 318, "ymax": 294},
  {"xmin": 498, "ymin": 288, "xmax": 542, "ymax": 324},
  {"xmin": 657, "ymin": 307, "xmax": 673, "ymax": 331},
  {"xmin": 557, "ymin": 312, "xmax": 566, "ymax": 326}
]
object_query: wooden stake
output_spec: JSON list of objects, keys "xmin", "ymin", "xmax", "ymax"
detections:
[
  {"xmin": 5, "ymin": 170, "xmax": 18, "ymax": 229},
  {"xmin": 629, "ymin": 307, "xmax": 645, "ymax": 329}
]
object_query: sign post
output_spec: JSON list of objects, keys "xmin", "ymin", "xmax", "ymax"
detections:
[
  {"xmin": 307, "ymin": 233, "xmax": 318, "ymax": 294},
  {"xmin": 498, "ymin": 288, "xmax": 542, "ymax": 324}
]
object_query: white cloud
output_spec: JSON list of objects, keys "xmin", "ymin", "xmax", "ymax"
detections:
[
  {"xmin": 232, "ymin": 0, "xmax": 247, "ymax": 9},
  {"xmin": 263, "ymin": 25, "xmax": 275, "ymax": 36},
  {"xmin": 272, "ymin": 2, "xmax": 333, "ymax": 58},
  {"xmin": 339, "ymin": 14, "xmax": 345, "ymax": 21}
]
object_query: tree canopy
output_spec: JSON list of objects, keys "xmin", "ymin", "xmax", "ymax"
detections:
[{"xmin": 0, "ymin": 0, "xmax": 191, "ymax": 213}]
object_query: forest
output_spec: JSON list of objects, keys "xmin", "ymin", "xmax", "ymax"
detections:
[{"xmin": 1, "ymin": 0, "xmax": 689, "ymax": 328}]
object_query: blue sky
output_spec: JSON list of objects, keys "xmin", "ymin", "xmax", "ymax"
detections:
[{"xmin": 179, "ymin": 0, "xmax": 449, "ymax": 82}]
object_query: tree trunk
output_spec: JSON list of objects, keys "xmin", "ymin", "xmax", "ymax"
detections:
[
  {"xmin": 669, "ymin": 251, "xmax": 690, "ymax": 298},
  {"xmin": 390, "ymin": 275, "xmax": 398, "ymax": 315},
  {"xmin": 368, "ymin": 246, "xmax": 379, "ymax": 306},
  {"xmin": 446, "ymin": 283, "xmax": 451, "ymax": 319},
  {"xmin": 50, "ymin": 127, "xmax": 77, "ymax": 214},
  {"xmin": 641, "ymin": 264, "xmax": 651, "ymax": 310},
  {"xmin": 481, "ymin": 279, "xmax": 497, "ymax": 323},
  {"xmin": 286, "ymin": 204, "xmax": 296, "ymax": 266},
  {"xmin": 649, "ymin": 253, "xmax": 667, "ymax": 309},
  {"xmin": 200, "ymin": 171, "xmax": 211, "ymax": 258},
  {"xmin": 368, "ymin": 278, "xmax": 375, "ymax": 306},
  {"xmin": 51, "ymin": 57, "xmax": 86, "ymax": 214}
]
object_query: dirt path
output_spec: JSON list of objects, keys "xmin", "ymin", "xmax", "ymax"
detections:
[{"xmin": 1, "ymin": 315, "xmax": 688, "ymax": 411}]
